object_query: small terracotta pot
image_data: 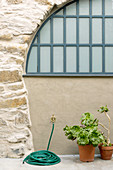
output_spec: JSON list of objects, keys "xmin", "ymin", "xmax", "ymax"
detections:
[
  {"xmin": 78, "ymin": 144, "xmax": 95, "ymax": 162},
  {"xmin": 98, "ymin": 144, "xmax": 113, "ymax": 160}
]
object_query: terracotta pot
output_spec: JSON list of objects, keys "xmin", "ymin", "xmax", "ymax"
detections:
[
  {"xmin": 78, "ymin": 144, "xmax": 95, "ymax": 162},
  {"xmin": 98, "ymin": 144, "xmax": 113, "ymax": 160}
]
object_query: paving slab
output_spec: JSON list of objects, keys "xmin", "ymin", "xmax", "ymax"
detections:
[{"xmin": 0, "ymin": 155, "xmax": 113, "ymax": 170}]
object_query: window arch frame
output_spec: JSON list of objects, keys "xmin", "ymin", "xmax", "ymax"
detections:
[{"xmin": 25, "ymin": 0, "xmax": 113, "ymax": 77}]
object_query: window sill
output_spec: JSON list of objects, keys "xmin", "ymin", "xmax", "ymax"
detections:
[{"xmin": 23, "ymin": 73, "xmax": 113, "ymax": 77}]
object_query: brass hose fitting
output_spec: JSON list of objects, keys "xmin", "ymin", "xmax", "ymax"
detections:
[{"xmin": 51, "ymin": 114, "xmax": 56, "ymax": 123}]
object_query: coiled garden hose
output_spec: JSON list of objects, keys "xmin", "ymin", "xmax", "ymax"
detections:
[{"xmin": 23, "ymin": 115, "xmax": 61, "ymax": 166}]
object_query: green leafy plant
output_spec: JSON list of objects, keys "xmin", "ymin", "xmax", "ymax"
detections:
[
  {"xmin": 98, "ymin": 105, "xmax": 112, "ymax": 146},
  {"xmin": 63, "ymin": 112, "xmax": 104, "ymax": 147}
]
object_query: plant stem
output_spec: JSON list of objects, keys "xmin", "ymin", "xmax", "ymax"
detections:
[
  {"xmin": 98, "ymin": 122, "xmax": 110, "ymax": 145},
  {"xmin": 105, "ymin": 112, "xmax": 111, "ymax": 145},
  {"xmin": 98, "ymin": 122, "xmax": 108, "ymax": 131}
]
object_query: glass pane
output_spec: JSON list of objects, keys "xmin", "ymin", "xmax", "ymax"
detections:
[
  {"xmin": 105, "ymin": 47, "xmax": 113, "ymax": 72},
  {"xmin": 92, "ymin": 0, "xmax": 102, "ymax": 15},
  {"xmin": 79, "ymin": 47, "xmax": 89, "ymax": 72},
  {"xmin": 55, "ymin": 9, "xmax": 63, "ymax": 15},
  {"xmin": 66, "ymin": 18, "xmax": 76, "ymax": 43},
  {"xmin": 53, "ymin": 18, "xmax": 63, "ymax": 43},
  {"xmin": 105, "ymin": 19, "xmax": 113, "ymax": 44},
  {"xmin": 79, "ymin": 0, "xmax": 89, "ymax": 15},
  {"xmin": 66, "ymin": 47, "xmax": 76, "ymax": 72},
  {"xmin": 53, "ymin": 47, "xmax": 63, "ymax": 72},
  {"xmin": 92, "ymin": 19, "xmax": 102, "ymax": 43},
  {"xmin": 66, "ymin": 2, "xmax": 76, "ymax": 15},
  {"xmin": 79, "ymin": 18, "xmax": 89, "ymax": 43},
  {"xmin": 27, "ymin": 47, "xmax": 37, "ymax": 72},
  {"xmin": 92, "ymin": 47, "xmax": 102, "ymax": 72},
  {"xmin": 40, "ymin": 47, "xmax": 50, "ymax": 72},
  {"xmin": 40, "ymin": 20, "xmax": 50, "ymax": 43},
  {"xmin": 105, "ymin": 0, "xmax": 113, "ymax": 15}
]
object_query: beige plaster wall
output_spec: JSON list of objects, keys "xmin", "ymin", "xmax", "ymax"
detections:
[{"xmin": 24, "ymin": 77, "xmax": 113, "ymax": 154}]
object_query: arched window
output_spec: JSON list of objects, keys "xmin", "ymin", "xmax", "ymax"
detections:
[{"xmin": 26, "ymin": 0, "xmax": 113, "ymax": 76}]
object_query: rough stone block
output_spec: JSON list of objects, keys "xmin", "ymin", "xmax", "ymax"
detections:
[
  {"xmin": 0, "ymin": 86, "xmax": 4, "ymax": 92},
  {"xmin": 20, "ymin": 35, "xmax": 31, "ymax": 44},
  {"xmin": 7, "ymin": 133, "xmax": 27, "ymax": 143},
  {"xmin": 6, "ymin": 44, "xmax": 28, "ymax": 56},
  {"xmin": 0, "ymin": 97, "xmax": 27, "ymax": 109},
  {"xmin": 0, "ymin": 43, "xmax": 28, "ymax": 56},
  {"xmin": 0, "ymin": 143, "xmax": 8, "ymax": 158},
  {"xmin": 1, "ymin": 90, "xmax": 26, "ymax": 99},
  {"xmin": 48, "ymin": 0, "xmax": 67, "ymax": 5},
  {"xmin": 8, "ymin": 83, "xmax": 24, "ymax": 91},
  {"xmin": 8, "ymin": 144, "xmax": 25, "ymax": 158},
  {"xmin": 0, "ymin": 70, "xmax": 22, "ymax": 83},
  {"xmin": 0, "ymin": 118, "xmax": 7, "ymax": 126},
  {"xmin": 0, "ymin": 33, "xmax": 13, "ymax": 40},
  {"xmin": 15, "ymin": 112, "xmax": 30, "ymax": 127},
  {"xmin": 35, "ymin": 0, "xmax": 49, "ymax": 4},
  {"xmin": 7, "ymin": 0, "xmax": 22, "ymax": 4},
  {"xmin": 6, "ymin": 56, "xmax": 24, "ymax": 65}
]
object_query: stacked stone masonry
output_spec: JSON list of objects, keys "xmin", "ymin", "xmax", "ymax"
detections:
[{"xmin": 0, "ymin": 0, "xmax": 70, "ymax": 158}]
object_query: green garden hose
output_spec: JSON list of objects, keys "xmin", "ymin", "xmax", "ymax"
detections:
[{"xmin": 23, "ymin": 115, "xmax": 61, "ymax": 166}]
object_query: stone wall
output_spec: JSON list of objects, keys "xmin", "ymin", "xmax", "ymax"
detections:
[{"xmin": 0, "ymin": 0, "xmax": 70, "ymax": 158}]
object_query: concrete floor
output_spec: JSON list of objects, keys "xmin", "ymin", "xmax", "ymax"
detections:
[{"xmin": 0, "ymin": 155, "xmax": 113, "ymax": 170}]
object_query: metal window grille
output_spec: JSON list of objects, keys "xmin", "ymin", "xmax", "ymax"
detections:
[{"xmin": 25, "ymin": 0, "xmax": 113, "ymax": 76}]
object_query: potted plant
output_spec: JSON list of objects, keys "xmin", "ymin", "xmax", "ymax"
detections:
[
  {"xmin": 63, "ymin": 112, "xmax": 104, "ymax": 162},
  {"xmin": 98, "ymin": 105, "xmax": 113, "ymax": 160}
]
